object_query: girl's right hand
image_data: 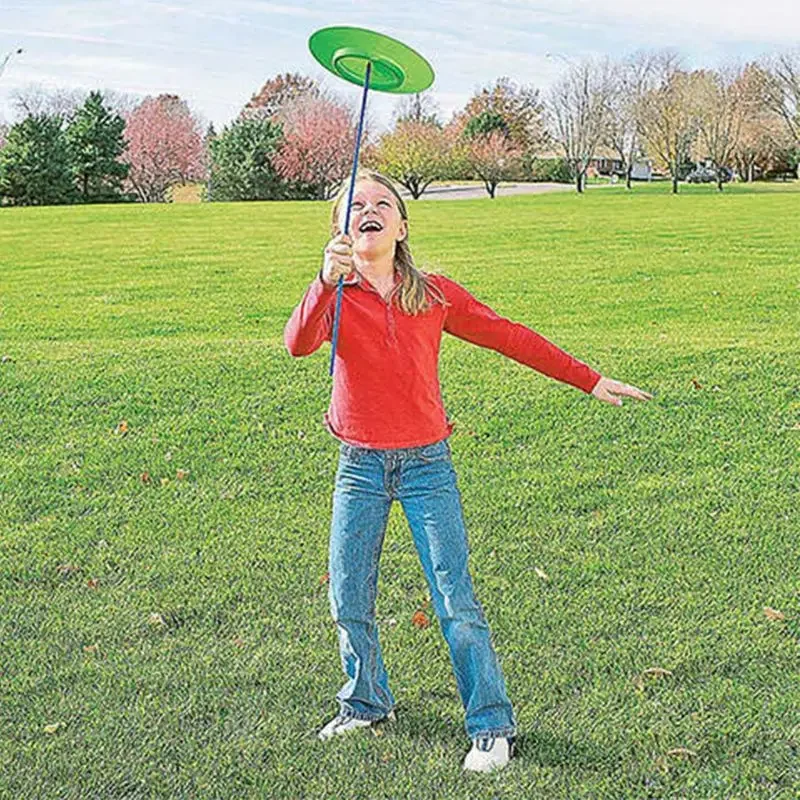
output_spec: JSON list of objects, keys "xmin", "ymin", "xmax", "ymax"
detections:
[{"xmin": 322, "ymin": 233, "xmax": 355, "ymax": 286}]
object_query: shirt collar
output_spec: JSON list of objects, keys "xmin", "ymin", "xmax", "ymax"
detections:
[{"xmin": 345, "ymin": 268, "xmax": 402, "ymax": 291}]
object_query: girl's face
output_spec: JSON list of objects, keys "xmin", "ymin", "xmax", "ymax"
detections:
[{"xmin": 340, "ymin": 179, "xmax": 408, "ymax": 260}]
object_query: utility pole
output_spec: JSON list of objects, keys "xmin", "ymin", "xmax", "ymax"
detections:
[{"xmin": 0, "ymin": 48, "xmax": 23, "ymax": 81}]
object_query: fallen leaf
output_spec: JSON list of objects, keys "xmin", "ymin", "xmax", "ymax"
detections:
[
  {"xmin": 665, "ymin": 748, "xmax": 696, "ymax": 759},
  {"xmin": 83, "ymin": 643, "xmax": 99, "ymax": 654},
  {"xmin": 764, "ymin": 607, "xmax": 785, "ymax": 621},
  {"xmin": 56, "ymin": 564, "xmax": 80, "ymax": 576},
  {"xmin": 412, "ymin": 610, "xmax": 430, "ymax": 629},
  {"xmin": 534, "ymin": 566, "xmax": 549, "ymax": 581},
  {"xmin": 318, "ymin": 571, "xmax": 329, "ymax": 586},
  {"xmin": 1, "ymin": 354, "xmax": 15, "ymax": 363},
  {"xmin": 115, "ymin": 420, "xmax": 129, "ymax": 435},
  {"xmin": 160, "ymin": 477, "xmax": 170, "ymax": 486},
  {"xmin": 642, "ymin": 667, "xmax": 673, "ymax": 678},
  {"xmin": 140, "ymin": 472, "xmax": 151, "ymax": 483},
  {"xmin": 43, "ymin": 723, "xmax": 63, "ymax": 735},
  {"xmin": 380, "ymin": 751, "xmax": 392, "ymax": 763},
  {"xmin": 232, "ymin": 637, "xmax": 246, "ymax": 648},
  {"xmin": 176, "ymin": 469, "xmax": 189, "ymax": 480},
  {"xmin": 148, "ymin": 613, "xmax": 166, "ymax": 627},
  {"xmin": 87, "ymin": 578, "xmax": 99, "ymax": 589},
  {"xmin": 691, "ymin": 379, "xmax": 703, "ymax": 390}
]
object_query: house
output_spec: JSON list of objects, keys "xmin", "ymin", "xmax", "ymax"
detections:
[{"xmin": 537, "ymin": 146, "xmax": 653, "ymax": 180}]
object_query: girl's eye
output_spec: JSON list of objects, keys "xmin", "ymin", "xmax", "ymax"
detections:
[{"xmin": 379, "ymin": 201, "xmax": 390, "ymax": 207}]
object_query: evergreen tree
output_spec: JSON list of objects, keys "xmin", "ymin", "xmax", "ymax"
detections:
[
  {"xmin": 463, "ymin": 110, "xmax": 510, "ymax": 140},
  {"xmin": 0, "ymin": 113, "xmax": 74, "ymax": 206},
  {"xmin": 65, "ymin": 90, "xmax": 130, "ymax": 202},
  {"xmin": 207, "ymin": 117, "xmax": 285, "ymax": 201}
]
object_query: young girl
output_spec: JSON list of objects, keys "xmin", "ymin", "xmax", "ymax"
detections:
[{"xmin": 284, "ymin": 169, "xmax": 652, "ymax": 773}]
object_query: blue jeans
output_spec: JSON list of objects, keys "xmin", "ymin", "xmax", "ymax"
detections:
[{"xmin": 327, "ymin": 435, "xmax": 517, "ymax": 740}]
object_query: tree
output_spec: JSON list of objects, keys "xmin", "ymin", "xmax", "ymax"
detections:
[
  {"xmin": 9, "ymin": 84, "xmax": 87, "ymax": 119},
  {"xmin": 604, "ymin": 51, "xmax": 657, "ymax": 190},
  {"xmin": 9, "ymin": 84, "xmax": 140, "ymax": 123},
  {"xmin": 759, "ymin": 50, "xmax": 800, "ymax": 176},
  {"xmin": 272, "ymin": 94, "xmax": 357, "ymax": 200},
  {"xmin": 241, "ymin": 72, "xmax": 320, "ymax": 121},
  {"xmin": 464, "ymin": 129, "xmax": 524, "ymax": 199},
  {"xmin": 0, "ymin": 113, "xmax": 74, "ymax": 206},
  {"xmin": 367, "ymin": 120, "xmax": 450, "ymax": 198},
  {"xmin": 65, "ymin": 90, "xmax": 130, "ymax": 203},
  {"xmin": 123, "ymin": 94, "xmax": 207, "ymax": 203},
  {"xmin": 0, "ymin": 122, "xmax": 8, "ymax": 151},
  {"xmin": 730, "ymin": 64, "xmax": 786, "ymax": 181},
  {"xmin": 547, "ymin": 56, "xmax": 616, "ymax": 192},
  {"xmin": 634, "ymin": 52, "xmax": 703, "ymax": 194},
  {"xmin": 451, "ymin": 76, "xmax": 547, "ymax": 152},
  {"xmin": 206, "ymin": 116, "xmax": 284, "ymax": 201},
  {"xmin": 463, "ymin": 110, "xmax": 509, "ymax": 139},
  {"xmin": 392, "ymin": 91, "xmax": 441, "ymax": 127},
  {"xmin": 692, "ymin": 65, "xmax": 754, "ymax": 191}
]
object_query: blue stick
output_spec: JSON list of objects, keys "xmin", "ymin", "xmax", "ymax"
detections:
[{"xmin": 329, "ymin": 60, "xmax": 372, "ymax": 377}]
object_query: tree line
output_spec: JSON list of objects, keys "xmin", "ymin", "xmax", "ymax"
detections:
[{"xmin": 0, "ymin": 47, "xmax": 797, "ymax": 206}]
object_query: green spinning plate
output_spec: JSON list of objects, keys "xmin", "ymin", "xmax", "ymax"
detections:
[{"xmin": 308, "ymin": 26, "xmax": 434, "ymax": 94}]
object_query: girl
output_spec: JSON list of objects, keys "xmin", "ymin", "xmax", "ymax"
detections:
[{"xmin": 283, "ymin": 170, "xmax": 652, "ymax": 773}]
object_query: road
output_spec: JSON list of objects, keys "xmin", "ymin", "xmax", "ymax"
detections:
[{"xmin": 397, "ymin": 181, "xmax": 609, "ymax": 200}]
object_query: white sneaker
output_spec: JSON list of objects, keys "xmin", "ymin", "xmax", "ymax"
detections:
[
  {"xmin": 462, "ymin": 734, "xmax": 516, "ymax": 773},
  {"xmin": 317, "ymin": 710, "xmax": 396, "ymax": 741}
]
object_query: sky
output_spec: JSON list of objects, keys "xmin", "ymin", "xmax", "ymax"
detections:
[{"xmin": 1, "ymin": 0, "xmax": 798, "ymax": 133}]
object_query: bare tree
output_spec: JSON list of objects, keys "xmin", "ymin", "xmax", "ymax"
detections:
[
  {"xmin": 759, "ymin": 49, "xmax": 800, "ymax": 176},
  {"xmin": 733, "ymin": 64, "xmax": 790, "ymax": 181},
  {"xmin": 10, "ymin": 84, "xmax": 87, "ymax": 120},
  {"xmin": 635, "ymin": 51, "xmax": 703, "ymax": 194},
  {"xmin": 546, "ymin": 56, "xmax": 615, "ymax": 193},
  {"xmin": 393, "ymin": 90, "xmax": 442, "ymax": 127},
  {"xmin": 605, "ymin": 51, "xmax": 659, "ymax": 190},
  {"xmin": 9, "ymin": 83, "xmax": 140, "ymax": 122},
  {"xmin": 693, "ymin": 64, "xmax": 754, "ymax": 191}
]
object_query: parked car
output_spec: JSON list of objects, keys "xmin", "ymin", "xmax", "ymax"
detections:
[{"xmin": 687, "ymin": 165, "xmax": 732, "ymax": 183}]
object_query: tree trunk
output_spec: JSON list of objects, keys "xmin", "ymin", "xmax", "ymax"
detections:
[
  {"xmin": 576, "ymin": 171, "xmax": 583, "ymax": 193},
  {"xmin": 672, "ymin": 165, "xmax": 678, "ymax": 195},
  {"xmin": 626, "ymin": 163, "xmax": 632, "ymax": 191}
]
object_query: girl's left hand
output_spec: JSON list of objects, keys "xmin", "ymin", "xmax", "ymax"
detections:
[{"xmin": 591, "ymin": 376, "xmax": 653, "ymax": 407}]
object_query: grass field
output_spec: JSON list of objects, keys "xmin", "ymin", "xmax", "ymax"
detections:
[{"xmin": 1, "ymin": 182, "xmax": 798, "ymax": 798}]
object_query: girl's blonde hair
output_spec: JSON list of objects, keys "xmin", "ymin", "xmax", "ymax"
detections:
[{"xmin": 330, "ymin": 169, "xmax": 449, "ymax": 316}]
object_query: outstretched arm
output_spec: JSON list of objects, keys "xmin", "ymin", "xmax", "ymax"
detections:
[
  {"xmin": 439, "ymin": 274, "xmax": 601, "ymax": 394},
  {"xmin": 439, "ymin": 274, "xmax": 653, "ymax": 405}
]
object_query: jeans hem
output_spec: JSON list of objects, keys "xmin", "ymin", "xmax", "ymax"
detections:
[
  {"xmin": 338, "ymin": 705, "xmax": 393, "ymax": 722},
  {"xmin": 469, "ymin": 726, "xmax": 517, "ymax": 740}
]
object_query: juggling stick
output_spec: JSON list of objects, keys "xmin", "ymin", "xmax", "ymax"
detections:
[{"xmin": 308, "ymin": 26, "xmax": 435, "ymax": 376}]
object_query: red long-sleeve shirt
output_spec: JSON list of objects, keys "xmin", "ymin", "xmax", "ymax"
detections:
[{"xmin": 283, "ymin": 268, "xmax": 602, "ymax": 449}]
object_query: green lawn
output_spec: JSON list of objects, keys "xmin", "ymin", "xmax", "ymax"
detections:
[{"xmin": 1, "ymin": 183, "xmax": 798, "ymax": 799}]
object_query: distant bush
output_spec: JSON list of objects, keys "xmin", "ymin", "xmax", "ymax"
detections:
[{"xmin": 529, "ymin": 157, "xmax": 572, "ymax": 183}]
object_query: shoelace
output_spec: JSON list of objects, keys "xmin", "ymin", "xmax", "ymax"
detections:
[{"xmin": 477, "ymin": 736, "xmax": 496, "ymax": 752}]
